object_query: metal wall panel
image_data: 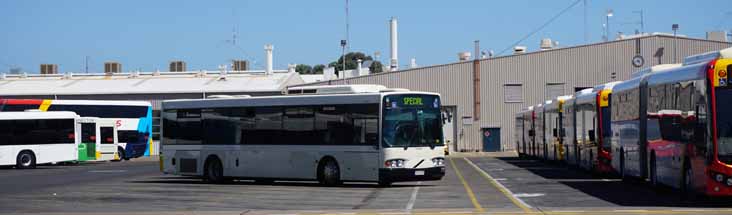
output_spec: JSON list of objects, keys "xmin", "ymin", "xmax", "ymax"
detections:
[{"xmin": 298, "ymin": 36, "xmax": 731, "ymax": 152}]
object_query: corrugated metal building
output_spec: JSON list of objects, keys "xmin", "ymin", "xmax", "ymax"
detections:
[{"xmin": 293, "ymin": 35, "xmax": 732, "ymax": 153}]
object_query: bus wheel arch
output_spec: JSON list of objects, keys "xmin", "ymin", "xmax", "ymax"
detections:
[
  {"xmin": 16, "ymin": 150, "xmax": 36, "ymax": 169},
  {"xmin": 203, "ymin": 154, "xmax": 226, "ymax": 184},
  {"xmin": 116, "ymin": 147, "xmax": 127, "ymax": 161},
  {"xmin": 317, "ymin": 156, "xmax": 341, "ymax": 186}
]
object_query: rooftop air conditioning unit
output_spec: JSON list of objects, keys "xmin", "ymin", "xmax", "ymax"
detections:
[
  {"xmin": 40, "ymin": 64, "xmax": 58, "ymax": 74},
  {"xmin": 104, "ymin": 62, "xmax": 122, "ymax": 74},
  {"xmin": 169, "ymin": 61, "xmax": 186, "ymax": 72}
]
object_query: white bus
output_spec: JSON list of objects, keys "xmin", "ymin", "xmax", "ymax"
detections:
[
  {"xmin": 0, "ymin": 99, "xmax": 153, "ymax": 160},
  {"xmin": 77, "ymin": 117, "xmax": 119, "ymax": 162},
  {"xmin": 161, "ymin": 85, "xmax": 446, "ymax": 186},
  {"xmin": 0, "ymin": 111, "xmax": 80, "ymax": 169}
]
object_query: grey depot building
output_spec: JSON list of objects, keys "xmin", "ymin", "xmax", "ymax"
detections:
[{"xmin": 293, "ymin": 34, "xmax": 732, "ymax": 153}]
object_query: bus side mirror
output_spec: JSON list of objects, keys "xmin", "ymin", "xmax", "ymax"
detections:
[
  {"xmin": 553, "ymin": 128, "xmax": 558, "ymax": 137},
  {"xmin": 588, "ymin": 130, "xmax": 596, "ymax": 142}
]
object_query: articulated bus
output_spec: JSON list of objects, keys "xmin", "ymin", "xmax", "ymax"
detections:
[
  {"xmin": 0, "ymin": 99, "xmax": 153, "ymax": 160},
  {"xmin": 77, "ymin": 117, "xmax": 119, "ymax": 162},
  {"xmin": 611, "ymin": 47, "xmax": 732, "ymax": 196},
  {"xmin": 567, "ymin": 82, "xmax": 620, "ymax": 173},
  {"xmin": 534, "ymin": 103, "xmax": 547, "ymax": 159},
  {"xmin": 0, "ymin": 111, "xmax": 79, "ymax": 169},
  {"xmin": 161, "ymin": 85, "xmax": 446, "ymax": 186}
]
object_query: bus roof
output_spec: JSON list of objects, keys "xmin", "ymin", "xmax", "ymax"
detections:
[
  {"xmin": 163, "ymin": 90, "xmax": 440, "ymax": 110},
  {"xmin": 1, "ymin": 99, "xmax": 151, "ymax": 107},
  {"xmin": 0, "ymin": 111, "xmax": 79, "ymax": 120}
]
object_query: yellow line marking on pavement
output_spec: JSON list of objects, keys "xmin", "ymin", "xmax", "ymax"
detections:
[
  {"xmin": 448, "ymin": 157, "xmax": 484, "ymax": 213},
  {"xmin": 463, "ymin": 157, "xmax": 535, "ymax": 214}
]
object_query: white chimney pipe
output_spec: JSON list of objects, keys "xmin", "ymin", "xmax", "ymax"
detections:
[
  {"xmin": 389, "ymin": 17, "xmax": 398, "ymax": 72},
  {"xmin": 410, "ymin": 58, "xmax": 417, "ymax": 68},
  {"xmin": 265, "ymin": 44, "xmax": 273, "ymax": 74}
]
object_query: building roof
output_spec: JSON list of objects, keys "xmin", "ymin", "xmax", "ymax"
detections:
[{"xmin": 0, "ymin": 70, "xmax": 304, "ymax": 96}]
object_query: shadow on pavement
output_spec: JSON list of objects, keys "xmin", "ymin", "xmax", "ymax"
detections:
[
  {"xmin": 497, "ymin": 157, "xmax": 732, "ymax": 208},
  {"xmin": 130, "ymin": 177, "xmax": 433, "ymax": 189}
]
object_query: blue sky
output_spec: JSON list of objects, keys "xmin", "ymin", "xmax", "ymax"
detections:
[{"xmin": 1, "ymin": 0, "xmax": 730, "ymax": 73}]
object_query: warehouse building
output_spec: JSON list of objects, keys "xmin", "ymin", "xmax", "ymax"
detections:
[{"xmin": 293, "ymin": 34, "xmax": 731, "ymax": 153}]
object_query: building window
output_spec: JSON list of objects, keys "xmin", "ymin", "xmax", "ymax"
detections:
[
  {"xmin": 503, "ymin": 83, "xmax": 523, "ymax": 103},
  {"xmin": 545, "ymin": 83, "xmax": 565, "ymax": 100}
]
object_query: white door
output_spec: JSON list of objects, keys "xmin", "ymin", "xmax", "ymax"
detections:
[
  {"xmin": 441, "ymin": 108, "xmax": 456, "ymax": 153},
  {"xmin": 98, "ymin": 126, "xmax": 118, "ymax": 161}
]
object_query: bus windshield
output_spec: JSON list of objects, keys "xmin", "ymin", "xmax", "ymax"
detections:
[
  {"xmin": 716, "ymin": 89, "xmax": 732, "ymax": 159},
  {"xmin": 382, "ymin": 94, "xmax": 443, "ymax": 148}
]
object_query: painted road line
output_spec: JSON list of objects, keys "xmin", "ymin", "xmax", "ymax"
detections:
[
  {"xmin": 448, "ymin": 157, "xmax": 484, "ymax": 213},
  {"xmin": 613, "ymin": 209, "xmax": 648, "ymax": 212},
  {"xmin": 405, "ymin": 181, "xmax": 421, "ymax": 210},
  {"xmin": 494, "ymin": 178, "xmax": 507, "ymax": 181},
  {"xmin": 463, "ymin": 157, "xmax": 534, "ymax": 213},
  {"xmin": 88, "ymin": 170, "xmax": 127, "ymax": 173},
  {"xmin": 439, "ymin": 211, "xmax": 474, "ymax": 214}
]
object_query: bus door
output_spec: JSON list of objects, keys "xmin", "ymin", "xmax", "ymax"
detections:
[
  {"xmin": 77, "ymin": 118, "xmax": 98, "ymax": 162},
  {"xmin": 98, "ymin": 124, "xmax": 118, "ymax": 161}
]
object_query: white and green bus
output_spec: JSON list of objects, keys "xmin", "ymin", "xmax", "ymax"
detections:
[
  {"xmin": 160, "ymin": 85, "xmax": 446, "ymax": 186},
  {"xmin": 77, "ymin": 117, "xmax": 119, "ymax": 162}
]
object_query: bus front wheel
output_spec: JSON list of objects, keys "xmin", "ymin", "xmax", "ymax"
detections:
[
  {"xmin": 16, "ymin": 151, "xmax": 36, "ymax": 169},
  {"xmin": 319, "ymin": 159, "xmax": 341, "ymax": 186},
  {"xmin": 115, "ymin": 147, "xmax": 126, "ymax": 162}
]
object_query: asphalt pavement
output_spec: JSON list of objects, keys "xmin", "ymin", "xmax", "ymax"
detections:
[{"xmin": 2, "ymin": 154, "xmax": 732, "ymax": 215}]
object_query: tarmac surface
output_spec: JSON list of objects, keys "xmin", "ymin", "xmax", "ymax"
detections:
[{"xmin": 2, "ymin": 153, "xmax": 732, "ymax": 215}]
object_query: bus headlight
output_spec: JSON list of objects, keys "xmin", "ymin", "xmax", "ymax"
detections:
[
  {"xmin": 385, "ymin": 159, "xmax": 406, "ymax": 168},
  {"xmin": 716, "ymin": 173, "xmax": 725, "ymax": 183},
  {"xmin": 727, "ymin": 178, "xmax": 732, "ymax": 187},
  {"xmin": 432, "ymin": 158, "xmax": 445, "ymax": 166}
]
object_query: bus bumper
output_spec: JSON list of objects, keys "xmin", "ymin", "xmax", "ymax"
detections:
[{"xmin": 379, "ymin": 167, "xmax": 445, "ymax": 182}]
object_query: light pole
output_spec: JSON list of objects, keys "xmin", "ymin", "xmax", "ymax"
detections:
[
  {"xmin": 340, "ymin": 39, "xmax": 347, "ymax": 79},
  {"xmin": 605, "ymin": 9, "xmax": 614, "ymax": 41},
  {"xmin": 672, "ymin": 24, "xmax": 679, "ymax": 63},
  {"xmin": 633, "ymin": 10, "xmax": 644, "ymax": 34}
]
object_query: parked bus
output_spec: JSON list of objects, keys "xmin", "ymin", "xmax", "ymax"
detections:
[
  {"xmin": 0, "ymin": 99, "xmax": 153, "ymax": 160},
  {"xmin": 77, "ymin": 117, "xmax": 119, "ymax": 162},
  {"xmin": 161, "ymin": 85, "xmax": 446, "ymax": 186},
  {"xmin": 534, "ymin": 103, "xmax": 548, "ymax": 159},
  {"xmin": 611, "ymin": 47, "xmax": 732, "ymax": 196},
  {"xmin": 515, "ymin": 106, "xmax": 535, "ymax": 158},
  {"xmin": 0, "ymin": 111, "xmax": 79, "ymax": 169},
  {"xmin": 544, "ymin": 96, "xmax": 572, "ymax": 162},
  {"xmin": 569, "ymin": 82, "xmax": 620, "ymax": 173}
]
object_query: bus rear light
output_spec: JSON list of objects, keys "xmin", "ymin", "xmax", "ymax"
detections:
[
  {"xmin": 719, "ymin": 70, "xmax": 728, "ymax": 78},
  {"xmin": 385, "ymin": 159, "xmax": 405, "ymax": 168}
]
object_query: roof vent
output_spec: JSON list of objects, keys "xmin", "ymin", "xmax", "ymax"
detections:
[
  {"xmin": 540, "ymin": 38, "xmax": 553, "ymax": 50},
  {"xmin": 458, "ymin": 52, "xmax": 471, "ymax": 61},
  {"xmin": 63, "ymin": 72, "xmax": 73, "ymax": 79},
  {"xmin": 0, "ymin": 73, "xmax": 6, "ymax": 80},
  {"xmin": 514, "ymin": 46, "xmax": 527, "ymax": 54}
]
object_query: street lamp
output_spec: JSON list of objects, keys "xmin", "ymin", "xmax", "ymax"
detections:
[{"xmin": 605, "ymin": 9, "xmax": 614, "ymax": 41}]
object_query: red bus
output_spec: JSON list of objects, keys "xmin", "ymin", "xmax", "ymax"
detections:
[{"xmin": 611, "ymin": 47, "xmax": 732, "ymax": 197}]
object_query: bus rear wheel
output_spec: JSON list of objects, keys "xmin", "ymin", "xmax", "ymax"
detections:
[
  {"xmin": 16, "ymin": 151, "xmax": 36, "ymax": 169},
  {"xmin": 319, "ymin": 159, "xmax": 341, "ymax": 186},
  {"xmin": 204, "ymin": 157, "xmax": 226, "ymax": 184},
  {"xmin": 114, "ymin": 148, "xmax": 126, "ymax": 162}
]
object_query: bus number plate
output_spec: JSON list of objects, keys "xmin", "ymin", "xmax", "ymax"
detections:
[{"xmin": 415, "ymin": 170, "xmax": 425, "ymax": 176}]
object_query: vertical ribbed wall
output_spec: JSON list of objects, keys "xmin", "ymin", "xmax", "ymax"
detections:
[{"xmin": 299, "ymin": 36, "xmax": 731, "ymax": 152}]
